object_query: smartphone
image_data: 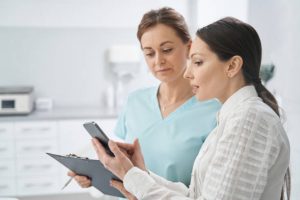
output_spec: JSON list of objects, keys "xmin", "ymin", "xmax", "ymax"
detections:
[{"xmin": 83, "ymin": 121, "xmax": 114, "ymax": 157}]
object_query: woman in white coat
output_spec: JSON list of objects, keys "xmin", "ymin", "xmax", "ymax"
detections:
[{"xmin": 92, "ymin": 17, "xmax": 291, "ymax": 200}]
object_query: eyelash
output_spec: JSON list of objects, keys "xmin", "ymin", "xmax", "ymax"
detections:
[
  {"xmin": 145, "ymin": 53, "xmax": 154, "ymax": 57},
  {"xmin": 193, "ymin": 61, "xmax": 203, "ymax": 66},
  {"xmin": 162, "ymin": 48, "xmax": 173, "ymax": 53},
  {"xmin": 145, "ymin": 48, "xmax": 173, "ymax": 57}
]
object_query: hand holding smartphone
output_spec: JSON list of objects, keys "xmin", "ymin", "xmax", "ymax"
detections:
[{"xmin": 83, "ymin": 121, "xmax": 114, "ymax": 157}]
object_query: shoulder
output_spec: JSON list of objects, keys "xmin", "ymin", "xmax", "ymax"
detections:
[
  {"xmin": 227, "ymin": 97, "xmax": 286, "ymax": 145},
  {"xmin": 128, "ymin": 86, "xmax": 156, "ymax": 99},
  {"xmin": 126, "ymin": 86, "xmax": 157, "ymax": 104},
  {"xmin": 229, "ymin": 97, "xmax": 278, "ymax": 123}
]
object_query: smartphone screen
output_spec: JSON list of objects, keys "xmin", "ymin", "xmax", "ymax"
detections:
[{"xmin": 83, "ymin": 121, "xmax": 114, "ymax": 157}]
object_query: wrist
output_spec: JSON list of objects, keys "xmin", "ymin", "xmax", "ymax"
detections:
[{"xmin": 122, "ymin": 164, "xmax": 134, "ymax": 180}]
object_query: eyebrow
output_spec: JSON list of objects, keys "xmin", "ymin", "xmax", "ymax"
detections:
[
  {"xmin": 142, "ymin": 41, "xmax": 174, "ymax": 50},
  {"xmin": 190, "ymin": 52, "xmax": 204, "ymax": 58}
]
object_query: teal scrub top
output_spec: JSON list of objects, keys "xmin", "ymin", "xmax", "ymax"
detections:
[{"xmin": 114, "ymin": 86, "xmax": 221, "ymax": 186}]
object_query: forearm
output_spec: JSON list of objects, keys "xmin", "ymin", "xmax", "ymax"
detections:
[{"xmin": 124, "ymin": 167, "xmax": 192, "ymax": 200}]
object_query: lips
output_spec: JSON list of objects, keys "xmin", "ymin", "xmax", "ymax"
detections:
[
  {"xmin": 191, "ymin": 85, "xmax": 199, "ymax": 93},
  {"xmin": 156, "ymin": 68, "xmax": 171, "ymax": 73}
]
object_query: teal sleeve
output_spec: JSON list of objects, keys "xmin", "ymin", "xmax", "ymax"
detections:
[
  {"xmin": 114, "ymin": 94, "xmax": 132, "ymax": 139},
  {"xmin": 114, "ymin": 107, "xmax": 127, "ymax": 139}
]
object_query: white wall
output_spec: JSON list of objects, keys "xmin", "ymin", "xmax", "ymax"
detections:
[
  {"xmin": 0, "ymin": 0, "xmax": 188, "ymax": 28},
  {"xmin": 0, "ymin": 0, "xmax": 189, "ymax": 108},
  {"xmin": 197, "ymin": 0, "xmax": 249, "ymax": 26},
  {"xmin": 248, "ymin": 0, "xmax": 300, "ymax": 198}
]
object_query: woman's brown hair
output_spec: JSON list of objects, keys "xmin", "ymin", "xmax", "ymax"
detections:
[
  {"xmin": 196, "ymin": 17, "xmax": 290, "ymax": 200},
  {"xmin": 137, "ymin": 7, "xmax": 191, "ymax": 44}
]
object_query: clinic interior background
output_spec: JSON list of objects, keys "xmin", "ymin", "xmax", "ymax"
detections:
[{"xmin": 0, "ymin": 0, "xmax": 299, "ymax": 199}]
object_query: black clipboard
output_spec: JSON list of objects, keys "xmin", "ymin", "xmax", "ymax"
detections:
[{"xmin": 46, "ymin": 153, "xmax": 124, "ymax": 198}]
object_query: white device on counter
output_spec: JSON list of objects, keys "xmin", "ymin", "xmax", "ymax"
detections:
[
  {"xmin": 0, "ymin": 86, "xmax": 34, "ymax": 115},
  {"xmin": 35, "ymin": 97, "xmax": 53, "ymax": 111}
]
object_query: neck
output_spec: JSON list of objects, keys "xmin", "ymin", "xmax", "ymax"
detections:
[
  {"xmin": 219, "ymin": 75, "xmax": 247, "ymax": 103},
  {"xmin": 159, "ymin": 77, "xmax": 193, "ymax": 103}
]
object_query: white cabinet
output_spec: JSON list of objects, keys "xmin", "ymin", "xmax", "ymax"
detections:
[
  {"xmin": 0, "ymin": 122, "xmax": 16, "ymax": 196},
  {"xmin": 0, "ymin": 117, "xmax": 117, "ymax": 197}
]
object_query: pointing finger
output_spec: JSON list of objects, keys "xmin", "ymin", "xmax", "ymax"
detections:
[
  {"xmin": 92, "ymin": 138, "xmax": 108, "ymax": 163},
  {"xmin": 108, "ymin": 140, "xmax": 124, "ymax": 158}
]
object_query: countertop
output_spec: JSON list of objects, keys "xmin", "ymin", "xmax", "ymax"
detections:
[{"xmin": 0, "ymin": 107, "xmax": 118, "ymax": 121}]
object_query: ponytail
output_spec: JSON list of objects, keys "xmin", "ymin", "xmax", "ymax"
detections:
[
  {"xmin": 253, "ymin": 81, "xmax": 279, "ymax": 116},
  {"xmin": 253, "ymin": 81, "xmax": 291, "ymax": 200},
  {"xmin": 281, "ymin": 168, "xmax": 291, "ymax": 200}
]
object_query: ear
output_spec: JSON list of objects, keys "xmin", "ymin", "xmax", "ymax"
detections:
[
  {"xmin": 225, "ymin": 55, "xmax": 243, "ymax": 78},
  {"xmin": 185, "ymin": 40, "xmax": 192, "ymax": 58}
]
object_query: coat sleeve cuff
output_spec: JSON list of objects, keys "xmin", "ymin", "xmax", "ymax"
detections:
[{"xmin": 123, "ymin": 167, "xmax": 156, "ymax": 199}]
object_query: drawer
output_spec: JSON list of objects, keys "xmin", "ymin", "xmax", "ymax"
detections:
[
  {"xmin": 17, "ymin": 176, "xmax": 59, "ymax": 196},
  {"xmin": 0, "ymin": 122, "xmax": 14, "ymax": 140},
  {"xmin": 0, "ymin": 179, "xmax": 16, "ymax": 196},
  {"xmin": 16, "ymin": 158, "xmax": 59, "ymax": 177},
  {"xmin": 15, "ymin": 121, "xmax": 57, "ymax": 139},
  {"xmin": 0, "ymin": 159, "xmax": 15, "ymax": 177},
  {"xmin": 16, "ymin": 139, "xmax": 58, "ymax": 159},
  {"xmin": 0, "ymin": 141, "xmax": 15, "ymax": 158}
]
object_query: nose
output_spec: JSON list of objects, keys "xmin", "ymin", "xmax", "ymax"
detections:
[
  {"xmin": 184, "ymin": 63, "xmax": 193, "ymax": 80},
  {"xmin": 155, "ymin": 53, "xmax": 165, "ymax": 66}
]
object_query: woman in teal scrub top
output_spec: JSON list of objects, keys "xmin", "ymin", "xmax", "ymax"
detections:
[{"xmin": 69, "ymin": 7, "xmax": 220, "ymax": 194}]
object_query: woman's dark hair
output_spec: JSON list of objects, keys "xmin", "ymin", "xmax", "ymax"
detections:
[
  {"xmin": 137, "ymin": 7, "xmax": 191, "ymax": 44},
  {"xmin": 196, "ymin": 17, "xmax": 290, "ymax": 200}
]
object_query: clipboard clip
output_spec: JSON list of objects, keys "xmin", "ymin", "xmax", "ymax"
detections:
[
  {"xmin": 61, "ymin": 153, "xmax": 89, "ymax": 190},
  {"xmin": 65, "ymin": 153, "xmax": 89, "ymax": 160}
]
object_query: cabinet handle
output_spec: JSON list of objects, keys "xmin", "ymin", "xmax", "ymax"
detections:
[
  {"xmin": 0, "ymin": 128, "xmax": 7, "ymax": 133},
  {"xmin": 22, "ymin": 145, "xmax": 52, "ymax": 151},
  {"xmin": 0, "ymin": 185, "xmax": 9, "ymax": 189},
  {"xmin": 42, "ymin": 164, "xmax": 52, "ymax": 169},
  {"xmin": 40, "ymin": 127, "xmax": 51, "ymax": 132},
  {"xmin": 21, "ymin": 127, "xmax": 51, "ymax": 133},
  {"xmin": 24, "ymin": 183, "xmax": 35, "ymax": 188},
  {"xmin": 0, "ymin": 166, "xmax": 8, "ymax": 170},
  {"xmin": 23, "ymin": 164, "xmax": 52, "ymax": 170},
  {"xmin": 0, "ymin": 147, "xmax": 7, "ymax": 152},
  {"xmin": 25, "ymin": 182, "xmax": 53, "ymax": 188},
  {"xmin": 22, "ymin": 146, "xmax": 33, "ymax": 151},
  {"xmin": 41, "ymin": 145, "xmax": 52, "ymax": 151},
  {"xmin": 42, "ymin": 182, "xmax": 53, "ymax": 187},
  {"xmin": 21, "ymin": 128, "xmax": 32, "ymax": 132}
]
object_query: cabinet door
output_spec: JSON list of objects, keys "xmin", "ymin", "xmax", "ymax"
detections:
[
  {"xmin": 16, "ymin": 139, "xmax": 58, "ymax": 159},
  {"xmin": 0, "ymin": 140, "xmax": 15, "ymax": 159},
  {"xmin": 15, "ymin": 121, "xmax": 57, "ymax": 140},
  {"xmin": 58, "ymin": 119, "xmax": 93, "ymax": 155},
  {"xmin": 0, "ymin": 159, "xmax": 15, "ymax": 177},
  {"xmin": 17, "ymin": 176, "xmax": 60, "ymax": 196},
  {"xmin": 0, "ymin": 179, "xmax": 16, "ymax": 196},
  {"xmin": 16, "ymin": 158, "xmax": 59, "ymax": 177},
  {"xmin": 0, "ymin": 122, "xmax": 14, "ymax": 140}
]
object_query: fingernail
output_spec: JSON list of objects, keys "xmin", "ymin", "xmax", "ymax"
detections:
[{"xmin": 92, "ymin": 139, "xmax": 96, "ymax": 145}]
